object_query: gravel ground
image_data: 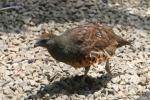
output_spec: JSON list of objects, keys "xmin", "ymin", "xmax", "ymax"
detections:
[{"xmin": 0, "ymin": 0, "xmax": 150, "ymax": 100}]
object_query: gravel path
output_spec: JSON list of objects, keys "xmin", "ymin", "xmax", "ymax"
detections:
[{"xmin": 0, "ymin": 0, "xmax": 150, "ymax": 100}]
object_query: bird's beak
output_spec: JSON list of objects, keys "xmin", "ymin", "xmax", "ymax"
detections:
[
  {"xmin": 34, "ymin": 39, "xmax": 48, "ymax": 48},
  {"xmin": 34, "ymin": 42, "xmax": 39, "ymax": 48}
]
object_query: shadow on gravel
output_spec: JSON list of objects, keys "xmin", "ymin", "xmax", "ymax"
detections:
[
  {"xmin": 0, "ymin": 0, "xmax": 150, "ymax": 33},
  {"xmin": 137, "ymin": 91, "xmax": 150, "ymax": 100},
  {"xmin": 25, "ymin": 74, "xmax": 117, "ymax": 99}
]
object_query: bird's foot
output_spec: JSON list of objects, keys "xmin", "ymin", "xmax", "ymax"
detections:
[{"xmin": 105, "ymin": 60, "xmax": 116, "ymax": 77}]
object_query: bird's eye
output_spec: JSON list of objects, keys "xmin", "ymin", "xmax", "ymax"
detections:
[{"xmin": 96, "ymin": 32, "xmax": 102, "ymax": 37}]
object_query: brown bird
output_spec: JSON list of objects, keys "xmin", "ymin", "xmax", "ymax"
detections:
[{"xmin": 34, "ymin": 23, "xmax": 131, "ymax": 76}]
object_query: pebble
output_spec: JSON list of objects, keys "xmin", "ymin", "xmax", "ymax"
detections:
[
  {"xmin": 8, "ymin": 47, "xmax": 20, "ymax": 52},
  {"xmin": 12, "ymin": 39, "xmax": 21, "ymax": 45},
  {"xmin": 112, "ymin": 84, "xmax": 119, "ymax": 91},
  {"xmin": 3, "ymin": 86, "xmax": 13, "ymax": 95},
  {"xmin": 111, "ymin": 76, "xmax": 120, "ymax": 83}
]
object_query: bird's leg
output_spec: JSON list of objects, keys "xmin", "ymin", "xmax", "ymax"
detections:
[
  {"xmin": 84, "ymin": 67, "xmax": 90, "ymax": 76},
  {"xmin": 82, "ymin": 67, "xmax": 90, "ymax": 84},
  {"xmin": 105, "ymin": 60, "xmax": 112, "ymax": 76}
]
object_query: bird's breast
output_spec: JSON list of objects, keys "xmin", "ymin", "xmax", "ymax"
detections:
[{"xmin": 47, "ymin": 44, "xmax": 80, "ymax": 63}]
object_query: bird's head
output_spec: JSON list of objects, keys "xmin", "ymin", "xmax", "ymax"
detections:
[{"xmin": 34, "ymin": 30, "xmax": 56, "ymax": 48}]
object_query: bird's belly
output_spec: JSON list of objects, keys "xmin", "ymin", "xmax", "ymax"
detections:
[
  {"xmin": 65, "ymin": 51, "xmax": 111, "ymax": 68},
  {"xmin": 48, "ymin": 47, "xmax": 111, "ymax": 69},
  {"xmin": 48, "ymin": 48, "xmax": 79, "ymax": 63}
]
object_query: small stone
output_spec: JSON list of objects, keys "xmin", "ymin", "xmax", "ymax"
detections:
[
  {"xmin": 22, "ymin": 16, "xmax": 32, "ymax": 24},
  {"xmin": 30, "ymin": 80, "xmax": 36, "ymax": 86},
  {"xmin": 23, "ymin": 86, "xmax": 31, "ymax": 92},
  {"xmin": 129, "ymin": 74, "xmax": 140, "ymax": 84},
  {"xmin": 111, "ymin": 76, "xmax": 120, "ymax": 83},
  {"xmin": 75, "ymin": 0, "xmax": 84, "ymax": 8},
  {"xmin": 3, "ymin": 86, "xmax": 13, "ymax": 95},
  {"xmin": 0, "ymin": 35, "xmax": 8, "ymax": 40},
  {"xmin": 146, "ymin": 8, "xmax": 150, "ymax": 15},
  {"xmin": 0, "ymin": 40, "xmax": 7, "ymax": 51},
  {"xmin": 112, "ymin": 84, "xmax": 119, "ymax": 91},
  {"xmin": 8, "ymin": 47, "xmax": 19, "ymax": 52},
  {"xmin": 12, "ymin": 39, "xmax": 21, "ymax": 45}
]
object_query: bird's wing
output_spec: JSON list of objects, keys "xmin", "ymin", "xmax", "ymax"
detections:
[
  {"xmin": 64, "ymin": 23, "xmax": 118, "ymax": 51},
  {"xmin": 61, "ymin": 23, "xmax": 118, "ymax": 67}
]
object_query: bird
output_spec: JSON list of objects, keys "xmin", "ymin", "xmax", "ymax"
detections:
[{"xmin": 34, "ymin": 23, "xmax": 131, "ymax": 76}]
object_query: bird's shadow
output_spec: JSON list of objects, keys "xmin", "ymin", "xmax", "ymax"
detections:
[
  {"xmin": 137, "ymin": 91, "xmax": 150, "ymax": 100},
  {"xmin": 25, "ymin": 73, "xmax": 121, "ymax": 99}
]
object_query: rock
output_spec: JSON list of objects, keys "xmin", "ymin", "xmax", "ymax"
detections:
[
  {"xmin": 111, "ymin": 76, "xmax": 120, "ymax": 83},
  {"xmin": 8, "ymin": 47, "xmax": 20, "ymax": 52},
  {"xmin": 0, "ymin": 40, "xmax": 7, "ymax": 51},
  {"xmin": 0, "ymin": 35, "xmax": 8, "ymax": 40},
  {"xmin": 3, "ymin": 86, "xmax": 13, "ymax": 95},
  {"xmin": 23, "ymin": 86, "xmax": 31, "ymax": 92},
  {"xmin": 12, "ymin": 39, "xmax": 21, "ymax": 45},
  {"xmin": 112, "ymin": 84, "xmax": 119, "ymax": 91},
  {"xmin": 22, "ymin": 16, "xmax": 32, "ymax": 24},
  {"xmin": 146, "ymin": 8, "xmax": 150, "ymax": 15},
  {"xmin": 30, "ymin": 80, "xmax": 37, "ymax": 86},
  {"xmin": 75, "ymin": 0, "xmax": 84, "ymax": 8},
  {"xmin": 128, "ymin": 74, "xmax": 140, "ymax": 84}
]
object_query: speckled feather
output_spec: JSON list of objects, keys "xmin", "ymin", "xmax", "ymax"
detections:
[{"xmin": 39, "ymin": 23, "xmax": 130, "ymax": 68}]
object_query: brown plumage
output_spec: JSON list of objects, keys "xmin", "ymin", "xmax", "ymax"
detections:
[{"xmin": 34, "ymin": 23, "xmax": 131, "ymax": 76}]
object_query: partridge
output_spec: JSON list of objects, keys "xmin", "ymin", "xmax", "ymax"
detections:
[{"xmin": 34, "ymin": 23, "xmax": 131, "ymax": 76}]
